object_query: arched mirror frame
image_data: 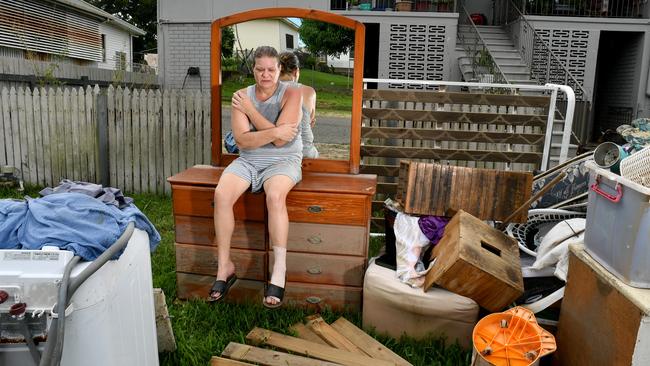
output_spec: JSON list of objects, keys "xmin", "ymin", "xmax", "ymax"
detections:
[{"xmin": 211, "ymin": 8, "xmax": 365, "ymax": 174}]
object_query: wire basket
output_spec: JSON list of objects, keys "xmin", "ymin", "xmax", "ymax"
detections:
[
  {"xmin": 506, "ymin": 209, "xmax": 587, "ymax": 257},
  {"xmin": 621, "ymin": 145, "xmax": 650, "ymax": 188}
]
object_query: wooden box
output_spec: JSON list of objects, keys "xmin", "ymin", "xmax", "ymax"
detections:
[
  {"xmin": 554, "ymin": 244, "xmax": 650, "ymax": 366},
  {"xmin": 423, "ymin": 210, "xmax": 524, "ymax": 312},
  {"xmin": 395, "ymin": 161, "xmax": 532, "ymax": 222}
]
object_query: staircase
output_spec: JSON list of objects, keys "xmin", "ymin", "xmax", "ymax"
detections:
[
  {"xmin": 456, "ymin": 25, "xmax": 579, "ymax": 166},
  {"xmin": 457, "ymin": 25, "xmax": 536, "ymax": 85}
]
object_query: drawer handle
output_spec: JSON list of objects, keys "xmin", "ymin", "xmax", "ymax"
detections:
[
  {"xmin": 307, "ymin": 267, "xmax": 322, "ymax": 275},
  {"xmin": 307, "ymin": 205, "xmax": 323, "ymax": 213},
  {"xmin": 306, "ymin": 296, "xmax": 322, "ymax": 304},
  {"xmin": 307, "ymin": 236, "xmax": 322, "ymax": 245}
]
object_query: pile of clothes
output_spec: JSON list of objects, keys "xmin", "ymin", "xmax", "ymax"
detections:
[{"xmin": 0, "ymin": 180, "xmax": 160, "ymax": 260}]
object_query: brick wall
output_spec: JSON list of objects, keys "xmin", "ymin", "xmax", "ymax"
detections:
[{"xmin": 162, "ymin": 23, "xmax": 211, "ymax": 91}]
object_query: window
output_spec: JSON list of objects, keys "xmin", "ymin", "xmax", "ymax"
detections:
[
  {"xmin": 285, "ymin": 34, "xmax": 294, "ymax": 49},
  {"xmin": 101, "ymin": 34, "xmax": 106, "ymax": 62},
  {"xmin": 115, "ymin": 51, "xmax": 126, "ymax": 70}
]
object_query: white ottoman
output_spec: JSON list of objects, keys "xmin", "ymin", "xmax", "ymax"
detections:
[{"xmin": 362, "ymin": 259, "xmax": 479, "ymax": 349}]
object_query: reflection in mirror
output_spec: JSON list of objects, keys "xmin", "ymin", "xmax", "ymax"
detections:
[{"xmin": 219, "ymin": 18, "xmax": 354, "ymax": 161}]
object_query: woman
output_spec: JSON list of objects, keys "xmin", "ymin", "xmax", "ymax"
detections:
[
  {"xmin": 233, "ymin": 52, "xmax": 318, "ymax": 158},
  {"xmin": 278, "ymin": 51, "xmax": 318, "ymax": 158},
  {"xmin": 209, "ymin": 46, "xmax": 303, "ymax": 309}
]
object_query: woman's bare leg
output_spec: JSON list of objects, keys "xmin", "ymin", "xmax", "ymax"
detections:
[
  {"xmin": 210, "ymin": 173, "xmax": 251, "ymax": 300},
  {"xmin": 263, "ymin": 175, "xmax": 296, "ymax": 305}
]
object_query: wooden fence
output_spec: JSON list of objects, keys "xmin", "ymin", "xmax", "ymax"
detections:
[{"xmin": 0, "ymin": 85, "xmax": 211, "ymax": 195}]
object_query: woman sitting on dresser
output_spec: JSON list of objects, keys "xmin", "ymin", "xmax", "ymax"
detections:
[{"xmin": 209, "ymin": 46, "xmax": 303, "ymax": 308}]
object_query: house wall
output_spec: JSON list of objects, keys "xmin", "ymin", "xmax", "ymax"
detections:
[
  {"xmin": 234, "ymin": 20, "xmax": 282, "ymax": 52},
  {"xmin": 158, "ymin": 22, "xmax": 211, "ymax": 91},
  {"xmin": 523, "ymin": 16, "xmax": 650, "ymax": 119},
  {"xmin": 98, "ymin": 23, "xmax": 134, "ymax": 71},
  {"xmin": 158, "ymin": 0, "xmax": 324, "ymax": 89},
  {"xmin": 278, "ymin": 21, "xmax": 300, "ymax": 50},
  {"xmin": 340, "ymin": 11, "xmax": 458, "ymax": 88}
]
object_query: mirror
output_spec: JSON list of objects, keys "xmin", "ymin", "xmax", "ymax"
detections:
[{"xmin": 211, "ymin": 9, "xmax": 365, "ymax": 174}]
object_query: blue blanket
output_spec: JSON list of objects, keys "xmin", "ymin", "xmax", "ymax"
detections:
[{"xmin": 0, "ymin": 193, "xmax": 161, "ymax": 260}]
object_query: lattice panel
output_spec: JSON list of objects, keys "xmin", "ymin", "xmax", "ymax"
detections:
[
  {"xmin": 387, "ymin": 24, "xmax": 446, "ymax": 90},
  {"xmin": 531, "ymin": 28, "xmax": 590, "ymax": 100}
]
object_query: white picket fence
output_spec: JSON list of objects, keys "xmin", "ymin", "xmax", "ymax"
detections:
[{"xmin": 0, "ymin": 85, "xmax": 211, "ymax": 194}]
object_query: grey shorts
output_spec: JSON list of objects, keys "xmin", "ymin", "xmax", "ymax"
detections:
[{"xmin": 223, "ymin": 156, "xmax": 302, "ymax": 192}]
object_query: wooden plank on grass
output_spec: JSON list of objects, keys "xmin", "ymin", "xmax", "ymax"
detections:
[
  {"xmin": 305, "ymin": 315, "xmax": 366, "ymax": 355},
  {"xmin": 222, "ymin": 342, "xmax": 340, "ymax": 366},
  {"xmin": 331, "ymin": 318, "xmax": 412, "ymax": 366},
  {"xmin": 246, "ymin": 328, "xmax": 393, "ymax": 366},
  {"xmin": 210, "ymin": 356, "xmax": 255, "ymax": 366},
  {"xmin": 290, "ymin": 323, "xmax": 330, "ymax": 346}
]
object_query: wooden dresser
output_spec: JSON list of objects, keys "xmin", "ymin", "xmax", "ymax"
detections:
[{"xmin": 169, "ymin": 165, "xmax": 376, "ymax": 311}]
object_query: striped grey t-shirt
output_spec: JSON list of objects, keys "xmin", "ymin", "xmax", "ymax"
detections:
[{"xmin": 239, "ymin": 81, "xmax": 302, "ymax": 161}]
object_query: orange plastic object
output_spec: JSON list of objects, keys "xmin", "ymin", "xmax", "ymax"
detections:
[{"xmin": 472, "ymin": 307, "xmax": 556, "ymax": 366}]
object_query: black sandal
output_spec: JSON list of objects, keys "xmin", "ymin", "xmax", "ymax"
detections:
[
  {"xmin": 262, "ymin": 282, "xmax": 285, "ymax": 309},
  {"xmin": 207, "ymin": 273, "xmax": 237, "ymax": 302}
]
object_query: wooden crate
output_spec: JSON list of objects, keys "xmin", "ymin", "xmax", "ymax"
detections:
[
  {"xmin": 554, "ymin": 244, "xmax": 650, "ymax": 366},
  {"xmin": 423, "ymin": 210, "xmax": 524, "ymax": 312},
  {"xmin": 395, "ymin": 161, "xmax": 532, "ymax": 222}
]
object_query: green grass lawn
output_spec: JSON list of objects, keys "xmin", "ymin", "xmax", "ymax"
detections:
[
  {"xmin": 222, "ymin": 69, "xmax": 353, "ymax": 114},
  {"xmin": 0, "ymin": 186, "xmax": 470, "ymax": 366}
]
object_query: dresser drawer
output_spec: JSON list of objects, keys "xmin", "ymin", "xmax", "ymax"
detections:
[
  {"xmin": 283, "ymin": 282, "xmax": 362, "ymax": 312},
  {"xmin": 176, "ymin": 273, "xmax": 264, "ymax": 302},
  {"xmin": 270, "ymin": 252, "xmax": 366, "ymax": 286},
  {"xmin": 287, "ymin": 222, "xmax": 367, "ymax": 256},
  {"xmin": 175, "ymin": 215, "xmax": 266, "ymax": 250},
  {"xmin": 286, "ymin": 191, "xmax": 369, "ymax": 226},
  {"xmin": 175, "ymin": 243, "xmax": 266, "ymax": 281},
  {"xmin": 172, "ymin": 185, "xmax": 265, "ymax": 221}
]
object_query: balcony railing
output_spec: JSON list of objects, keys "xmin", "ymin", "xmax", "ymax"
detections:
[
  {"xmin": 518, "ymin": 0, "xmax": 644, "ymax": 18},
  {"xmin": 330, "ymin": 0, "xmax": 455, "ymax": 12}
]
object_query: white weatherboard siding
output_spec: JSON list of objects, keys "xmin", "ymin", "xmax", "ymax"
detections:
[
  {"xmin": 278, "ymin": 21, "xmax": 299, "ymax": 50},
  {"xmin": 234, "ymin": 19, "xmax": 298, "ymax": 53},
  {"xmin": 98, "ymin": 23, "xmax": 134, "ymax": 71},
  {"xmin": 234, "ymin": 20, "xmax": 282, "ymax": 52}
]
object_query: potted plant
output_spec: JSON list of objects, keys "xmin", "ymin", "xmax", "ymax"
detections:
[{"xmin": 395, "ymin": 0, "xmax": 413, "ymax": 11}]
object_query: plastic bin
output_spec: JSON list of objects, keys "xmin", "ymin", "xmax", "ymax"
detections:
[{"xmin": 584, "ymin": 161, "xmax": 650, "ymax": 288}]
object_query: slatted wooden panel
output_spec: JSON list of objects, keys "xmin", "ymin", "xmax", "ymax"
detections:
[
  {"xmin": 361, "ymin": 89, "xmax": 549, "ymax": 231},
  {"xmin": 0, "ymin": 85, "xmax": 211, "ymax": 194},
  {"xmin": 395, "ymin": 161, "xmax": 532, "ymax": 222}
]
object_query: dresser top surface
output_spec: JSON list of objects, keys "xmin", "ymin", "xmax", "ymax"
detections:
[{"xmin": 168, "ymin": 165, "xmax": 377, "ymax": 195}]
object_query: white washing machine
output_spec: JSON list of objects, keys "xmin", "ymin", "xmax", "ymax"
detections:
[{"xmin": 0, "ymin": 229, "xmax": 159, "ymax": 366}]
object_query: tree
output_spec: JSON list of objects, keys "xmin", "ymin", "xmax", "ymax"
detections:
[
  {"xmin": 87, "ymin": 0, "xmax": 157, "ymax": 63},
  {"xmin": 221, "ymin": 27, "xmax": 235, "ymax": 59},
  {"xmin": 298, "ymin": 20, "xmax": 354, "ymax": 58}
]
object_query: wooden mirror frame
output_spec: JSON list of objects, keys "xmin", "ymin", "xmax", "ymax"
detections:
[{"xmin": 211, "ymin": 8, "xmax": 365, "ymax": 174}]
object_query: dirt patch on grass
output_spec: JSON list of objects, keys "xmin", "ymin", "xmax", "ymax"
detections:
[{"xmin": 314, "ymin": 143, "xmax": 349, "ymax": 160}]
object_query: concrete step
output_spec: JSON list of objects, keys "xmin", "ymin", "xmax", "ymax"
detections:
[
  {"xmin": 499, "ymin": 64, "xmax": 529, "ymax": 74},
  {"xmin": 475, "ymin": 25, "xmax": 508, "ymax": 34},
  {"xmin": 486, "ymin": 44, "xmax": 519, "ymax": 51},
  {"xmin": 457, "ymin": 32, "xmax": 512, "ymax": 41},
  {"xmin": 503, "ymin": 71, "xmax": 532, "ymax": 79},
  {"xmin": 489, "ymin": 49, "xmax": 522, "ymax": 58}
]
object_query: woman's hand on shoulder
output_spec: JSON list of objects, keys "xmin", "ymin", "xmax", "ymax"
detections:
[{"xmin": 231, "ymin": 89, "xmax": 254, "ymax": 117}]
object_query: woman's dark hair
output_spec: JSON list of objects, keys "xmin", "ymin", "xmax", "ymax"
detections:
[
  {"xmin": 253, "ymin": 46, "xmax": 279, "ymax": 64},
  {"xmin": 279, "ymin": 51, "xmax": 300, "ymax": 76}
]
